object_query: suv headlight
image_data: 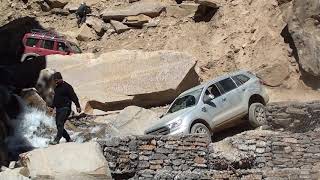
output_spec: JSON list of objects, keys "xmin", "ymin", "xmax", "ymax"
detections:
[{"xmin": 167, "ymin": 119, "xmax": 182, "ymax": 130}]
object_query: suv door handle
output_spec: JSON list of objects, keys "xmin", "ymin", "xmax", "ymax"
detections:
[
  {"xmin": 222, "ymin": 97, "xmax": 226, "ymax": 102},
  {"xmin": 242, "ymin": 88, "xmax": 246, "ymax": 91}
]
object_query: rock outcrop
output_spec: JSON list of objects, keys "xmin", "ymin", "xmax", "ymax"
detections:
[
  {"xmin": 288, "ymin": 0, "xmax": 320, "ymax": 76},
  {"xmin": 20, "ymin": 142, "xmax": 112, "ymax": 179},
  {"xmin": 46, "ymin": 50, "xmax": 199, "ymax": 113}
]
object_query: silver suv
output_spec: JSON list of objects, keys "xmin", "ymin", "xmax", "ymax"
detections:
[{"xmin": 145, "ymin": 70, "xmax": 269, "ymax": 137}]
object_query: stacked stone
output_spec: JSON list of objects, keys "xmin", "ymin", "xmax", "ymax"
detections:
[
  {"xmin": 100, "ymin": 136, "xmax": 139, "ymax": 176},
  {"xmin": 266, "ymin": 101, "xmax": 320, "ymax": 132},
  {"xmin": 229, "ymin": 131, "xmax": 320, "ymax": 179},
  {"xmin": 101, "ymin": 130, "xmax": 320, "ymax": 179},
  {"xmin": 100, "ymin": 134, "xmax": 210, "ymax": 178},
  {"xmin": 100, "ymin": 101, "xmax": 320, "ymax": 179}
]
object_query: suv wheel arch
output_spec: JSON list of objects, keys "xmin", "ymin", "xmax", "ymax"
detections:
[
  {"xmin": 248, "ymin": 94, "xmax": 266, "ymax": 107},
  {"xmin": 190, "ymin": 119, "xmax": 212, "ymax": 133}
]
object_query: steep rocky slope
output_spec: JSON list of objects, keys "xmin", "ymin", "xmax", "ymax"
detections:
[{"xmin": 1, "ymin": 0, "xmax": 319, "ymax": 103}]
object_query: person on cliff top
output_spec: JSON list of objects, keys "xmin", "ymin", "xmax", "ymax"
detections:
[
  {"xmin": 49, "ymin": 72, "xmax": 81, "ymax": 145},
  {"xmin": 76, "ymin": 2, "xmax": 89, "ymax": 28}
]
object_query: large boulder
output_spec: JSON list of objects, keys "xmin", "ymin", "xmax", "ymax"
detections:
[
  {"xmin": 20, "ymin": 89, "xmax": 47, "ymax": 112},
  {"xmin": 288, "ymin": 0, "xmax": 320, "ymax": 76},
  {"xmin": 76, "ymin": 24, "xmax": 98, "ymax": 41},
  {"xmin": 20, "ymin": 142, "xmax": 112, "ymax": 179},
  {"xmin": 46, "ymin": 50, "xmax": 199, "ymax": 113},
  {"xmin": 86, "ymin": 16, "xmax": 106, "ymax": 35},
  {"xmin": 0, "ymin": 167, "xmax": 29, "ymax": 180},
  {"xmin": 107, "ymin": 106, "xmax": 160, "ymax": 135},
  {"xmin": 101, "ymin": 2, "xmax": 166, "ymax": 21}
]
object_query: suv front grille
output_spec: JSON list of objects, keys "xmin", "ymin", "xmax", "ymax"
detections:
[{"xmin": 146, "ymin": 126, "xmax": 170, "ymax": 135}]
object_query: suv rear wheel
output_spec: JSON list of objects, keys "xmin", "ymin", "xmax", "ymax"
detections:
[
  {"xmin": 249, "ymin": 103, "xmax": 267, "ymax": 127},
  {"xmin": 191, "ymin": 123, "xmax": 211, "ymax": 137}
]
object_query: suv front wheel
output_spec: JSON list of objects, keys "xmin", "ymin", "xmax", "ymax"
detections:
[
  {"xmin": 191, "ymin": 123, "xmax": 211, "ymax": 138},
  {"xmin": 248, "ymin": 103, "xmax": 267, "ymax": 127}
]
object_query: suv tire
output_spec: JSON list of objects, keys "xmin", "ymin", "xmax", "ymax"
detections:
[
  {"xmin": 191, "ymin": 123, "xmax": 211, "ymax": 137},
  {"xmin": 249, "ymin": 103, "xmax": 267, "ymax": 127}
]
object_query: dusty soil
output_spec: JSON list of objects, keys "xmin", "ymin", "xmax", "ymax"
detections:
[{"xmin": 0, "ymin": 0, "xmax": 319, "ymax": 102}]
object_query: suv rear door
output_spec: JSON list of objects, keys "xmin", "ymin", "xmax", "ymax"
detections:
[
  {"xmin": 232, "ymin": 74, "xmax": 251, "ymax": 114},
  {"xmin": 214, "ymin": 77, "xmax": 242, "ymax": 128},
  {"xmin": 38, "ymin": 39, "xmax": 57, "ymax": 56}
]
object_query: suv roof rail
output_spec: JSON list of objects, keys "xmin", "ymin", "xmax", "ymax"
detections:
[{"xmin": 30, "ymin": 29, "xmax": 65, "ymax": 39}]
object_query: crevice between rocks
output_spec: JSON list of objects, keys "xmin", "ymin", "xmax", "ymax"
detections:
[{"xmin": 193, "ymin": 5, "xmax": 218, "ymax": 23}]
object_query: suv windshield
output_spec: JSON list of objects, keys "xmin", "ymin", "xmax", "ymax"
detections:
[
  {"xmin": 69, "ymin": 43, "xmax": 82, "ymax": 53},
  {"xmin": 167, "ymin": 88, "xmax": 203, "ymax": 114}
]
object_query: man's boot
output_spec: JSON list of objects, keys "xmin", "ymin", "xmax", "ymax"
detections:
[{"xmin": 49, "ymin": 140, "xmax": 59, "ymax": 145}]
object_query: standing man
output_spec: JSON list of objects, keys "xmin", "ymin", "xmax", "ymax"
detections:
[
  {"xmin": 49, "ymin": 72, "xmax": 81, "ymax": 145},
  {"xmin": 76, "ymin": 2, "xmax": 89, "ymax": 28}
]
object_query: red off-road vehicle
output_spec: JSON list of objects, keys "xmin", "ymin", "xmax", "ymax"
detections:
[{"xmin": 21, "ymin": 29, "xmax": 82, "ymax": 62}]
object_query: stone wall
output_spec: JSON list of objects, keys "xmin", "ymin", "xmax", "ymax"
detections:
[
  {"xmin": 99, "ymin": 134, "xmax": 210, "ymax": 178},
  {"xmin": 267, "ymin": 101, "xmax": 320, "ymax": 132},
  {"xmin": 99, "ymin": 101, "xmax": 320, "ymax": 179},
  {"xmin": 100, "ymin": 130, "xmax": 320, "ymax": 179}
]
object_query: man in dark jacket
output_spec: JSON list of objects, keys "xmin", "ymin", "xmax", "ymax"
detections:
[
  {"xmin": 49, "ymin": 72, "xmax": 81, "ymax": 145},
  {"xmin": 76, "ymin": 2, "xmax": 89, "ymax": 28}
]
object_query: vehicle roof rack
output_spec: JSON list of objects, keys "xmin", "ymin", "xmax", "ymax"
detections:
[{"xmin": 30, "ymin": 29, "xmax": 65, "ymax": 39}]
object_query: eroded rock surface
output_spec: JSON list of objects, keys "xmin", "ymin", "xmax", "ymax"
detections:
[
  {"xmin": 47, "ymin": 50, "xmax": 199, "ymax": 113},
  {"xmin": 288, "ymin": 0, "xmax": 320, "ymax": 76}
]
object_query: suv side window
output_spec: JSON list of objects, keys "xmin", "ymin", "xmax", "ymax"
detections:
[
  {"xmin": 42, "ymin": 40, "xmax": 55, "ymax": 50},
  {"xmin": 209, "ymin": 84, "xmax": 221, "ymax": 98},
  {"xmin": 232, "ymin": 74, "xmax": 250, "ymax": 86},
  {"xmin": 218, "ymin": 78, "xmax": 237, "ymax": 93},
  {"xmin": 26, "ymin": 38, "xmax": 39, "ymax": 47},
  {"xmin": 57, "ymin": 42, "xmax": 67, "ymax": 52},
  {"xmin": 203, "ymin": 84, "xmax": 221, "ymax": 102}
]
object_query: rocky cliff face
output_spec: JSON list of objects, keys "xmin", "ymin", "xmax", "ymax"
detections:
[
  {"xmin": 0, "ymin": 0, "xmax": 319, "ymax": 102},
  {"xmin": 288, "ymin": 0, "xmax": 320, "ymax": 77}
]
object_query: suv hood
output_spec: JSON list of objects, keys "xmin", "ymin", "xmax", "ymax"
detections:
[{"xmin": 147, "ymin": 107, "xmax": 195, "ymax": 131}]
